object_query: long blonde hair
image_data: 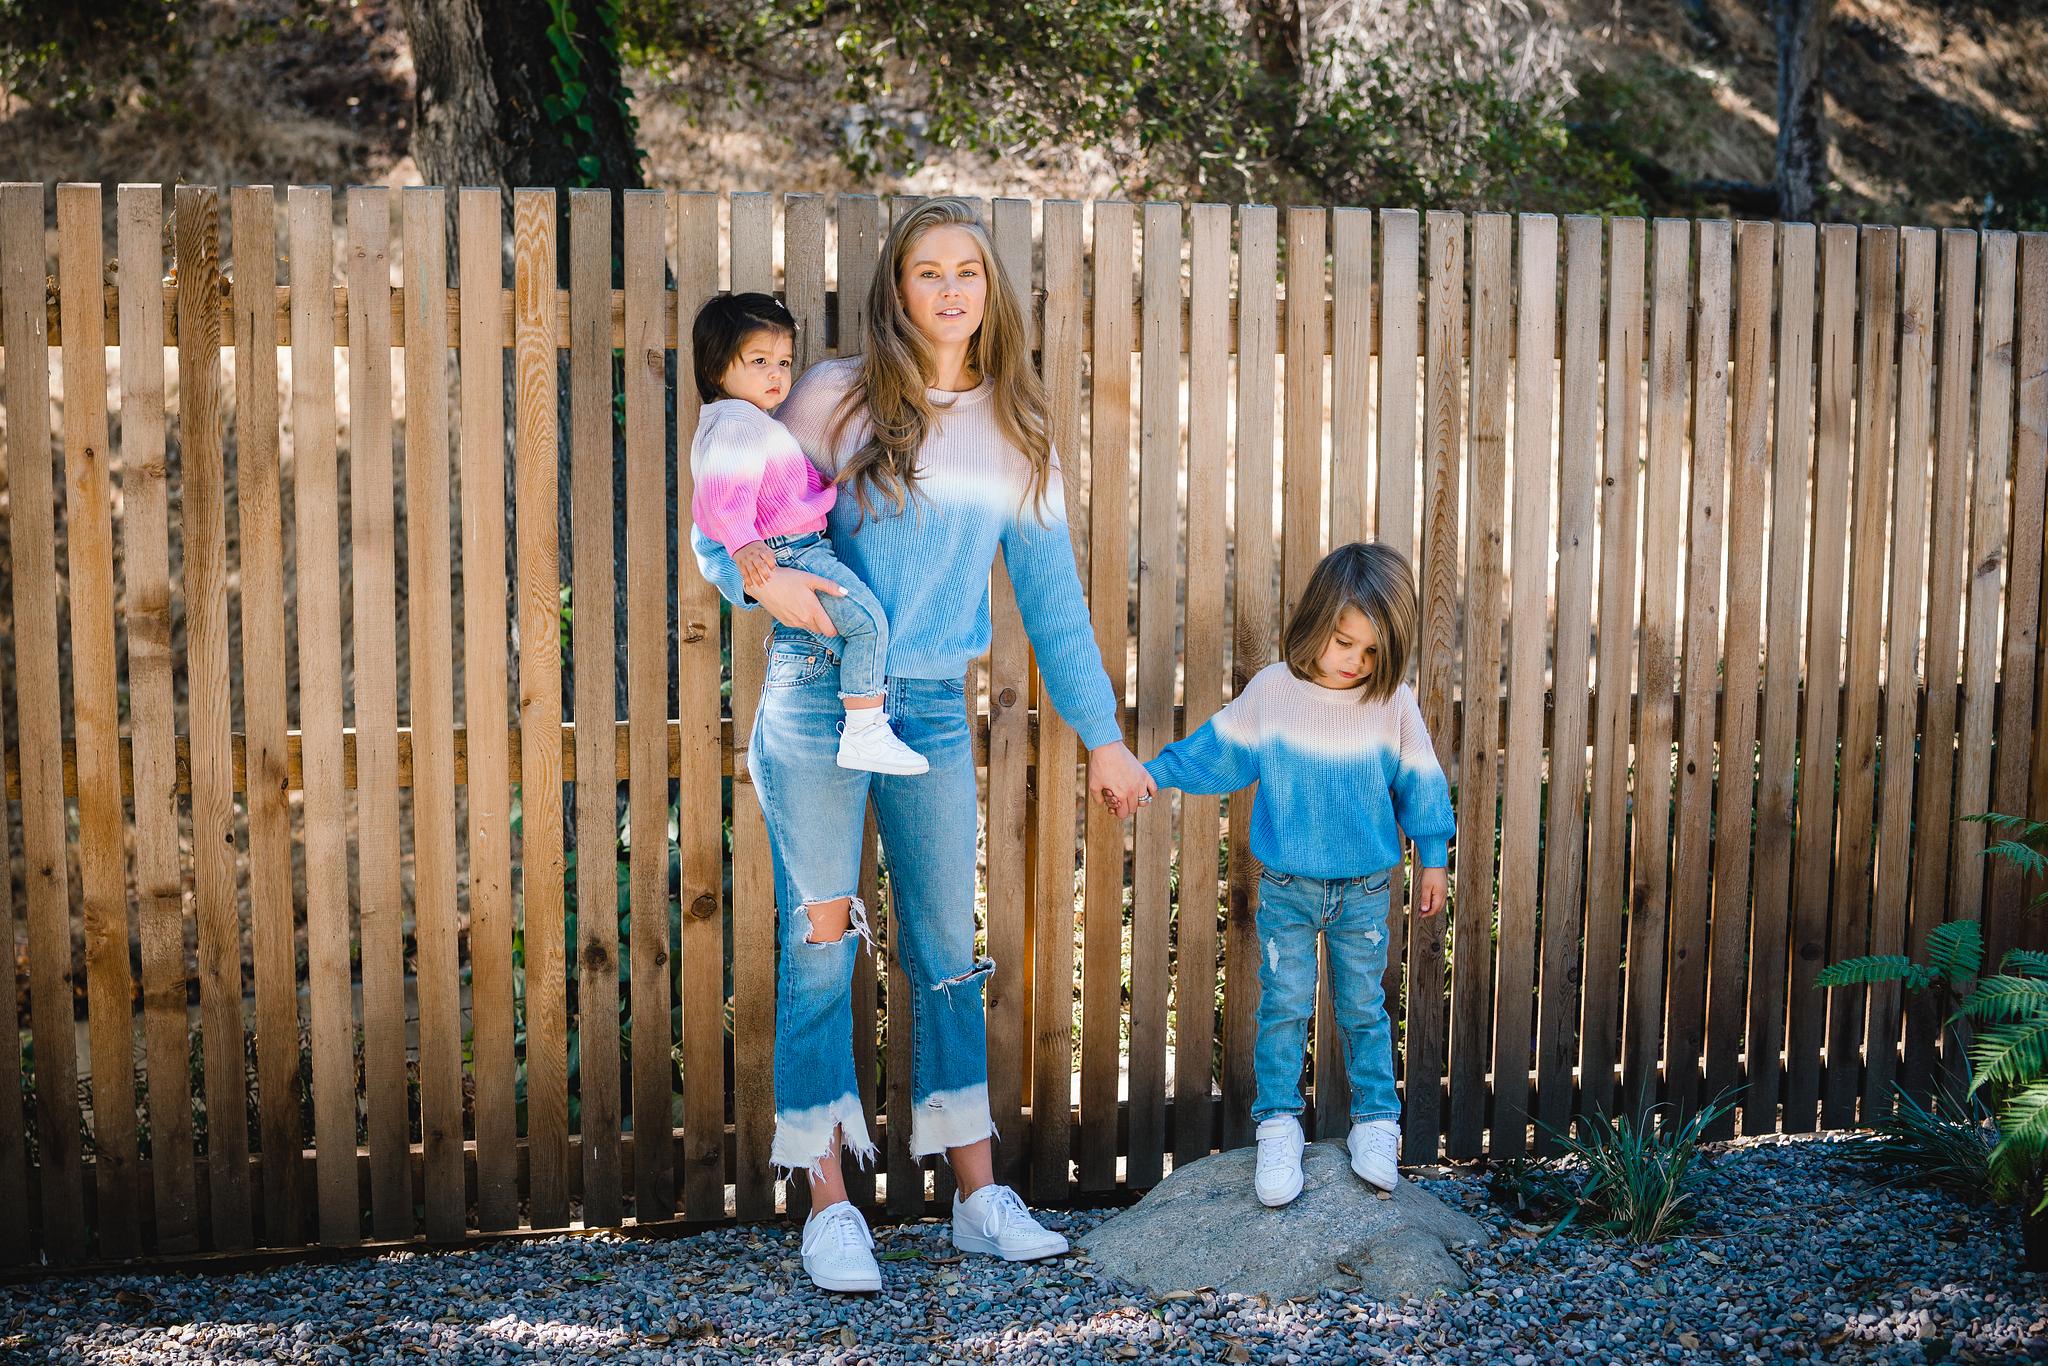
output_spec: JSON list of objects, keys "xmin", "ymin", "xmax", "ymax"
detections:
[{"xmin": 832, "ymin": 197, "xmax": 1053, "ymax": 522}]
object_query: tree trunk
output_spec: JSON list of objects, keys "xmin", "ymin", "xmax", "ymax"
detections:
[
  {"xmin": 1774, "ymin": 0, "xmax": 1829, "ymax": 223},
  {"xmin": 1247, "ymin": 0, "xmax": 1304, "ymax": 85},
  {"xmin": 395, "ymin": 0, "xmax": 645, "ymax": 203}
]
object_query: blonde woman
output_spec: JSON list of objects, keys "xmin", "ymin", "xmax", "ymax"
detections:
[{"xmin": 692, "ymin": 198, "xmax": 1155, "ymax": 1292}]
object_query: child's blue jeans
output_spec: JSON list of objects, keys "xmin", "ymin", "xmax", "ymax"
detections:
[
  {"xmin": 764, "ymin": 530, "xmax": 889, "ymax": 699},
  {"xmin": 1251, "ymin": 865, "xmax": 1402, "ymax": 1126}
]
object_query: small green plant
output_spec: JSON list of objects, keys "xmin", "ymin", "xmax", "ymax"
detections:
[
  {"xmin": 1836, "ymin": 1081, "xmax": 1994, "ymax": 1204},
  {"xmin": 1496, "ymin": 1092, "xmax": 1737, "ymax": 1244},
  {"xmin": 1817, "ymin": 812, "xmax": 2048, "ymax": 1269}
]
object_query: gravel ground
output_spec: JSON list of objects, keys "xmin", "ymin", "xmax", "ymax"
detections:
[{"xmin": 5, "ymin": 1133, "xmax": 2045, "ymax": 1364}]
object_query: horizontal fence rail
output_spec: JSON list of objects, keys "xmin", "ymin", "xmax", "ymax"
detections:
[{"xmin": 0, "ymin": 183, "xmax": 2043, "ymax": 1268}]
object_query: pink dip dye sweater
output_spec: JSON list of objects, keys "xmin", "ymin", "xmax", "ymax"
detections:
[{"xmin": 688, "ymin": 398, "xmax": 838, "ymax": 551}]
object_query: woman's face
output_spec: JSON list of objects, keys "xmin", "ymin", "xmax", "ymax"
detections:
[{"xmin": 897, "ymin": 224, "xmax": 988, "ymax": 350}]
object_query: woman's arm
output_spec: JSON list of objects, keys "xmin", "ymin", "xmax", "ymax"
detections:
[
  {"xmin": 690, "ymin": 525, "xmax": 846, "ymax": 636},
  {"xmin": 997, "ymin": 464, "xmax": 1121, "ymax": 751}
]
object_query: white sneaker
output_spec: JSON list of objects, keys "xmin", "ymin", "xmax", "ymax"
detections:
[
  {"xmin": 836, "ymin": 714, "xmax": 929, "ymax": 775},
  {"xmin": 800, "ymin": 1199, "xmax": 882, "ymax": 1292},
  {"xmin": 1254, "ymin": 1115, "xmax": 1305, "ymax": 1207},
  {"xmin": 951, "ymin": 1184, "xmax": 1069, "ymax": 1261},
  {"xmin": 1349, "ymin": 1119, "xmax": 1401, "ymax": 1191}
]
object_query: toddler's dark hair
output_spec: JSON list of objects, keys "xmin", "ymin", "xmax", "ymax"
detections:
[{"xmin": 692, "ymin": 292, "xmax": 796, "ymax": 404}]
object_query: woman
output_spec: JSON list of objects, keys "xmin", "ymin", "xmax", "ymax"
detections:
[{"xmin": 692, "ymin": 198, "xmax": 1155, "ymax": 1292}]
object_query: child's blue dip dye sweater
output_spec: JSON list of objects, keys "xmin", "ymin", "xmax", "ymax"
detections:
[
  {"xmin": 691, "ymin": 356, "xmax": 1122, "ymax": 750},
  {"xmin": 1146, "ymin": 663, "xmax": 1456, "ymax": 878}
]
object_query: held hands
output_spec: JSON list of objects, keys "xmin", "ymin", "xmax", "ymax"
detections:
[
  {"xmin": 1088, "ymin": 742, "xmax": 1157, "ymax": 820},
  {"xmin": 1415, "ymin": 865, "xmax": 1449, "ymax": 919},
  {"xmin": 751, "ymin": 565, "xmax": 847, "ymax": 637},
  {"xmin": 734, "ymin": 540, "xmax": 778, "ymax": 593}
]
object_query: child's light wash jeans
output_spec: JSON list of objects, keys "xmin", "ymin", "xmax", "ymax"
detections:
[
  {"xmin": 1251, "ymin": 865, "xmax": 1403, "ymax": 1126},
  {"xmin": 762, "ymin": 530, "xmax": 889, "ymax": 699},
  {"xmin": 745, "ymin": 625, "xmax": 995, "ymax": 1178}
]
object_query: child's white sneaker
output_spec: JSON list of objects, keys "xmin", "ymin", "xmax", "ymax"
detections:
[
  {"xmin": 1254, "ymin": 1115, "xmax": 1305, "ymax": 1206},
  {"xmin": 836, "ymin": 712, "xmax": 929, "ymax": 775},
  {"xmin": 1348, "ymin": 1119, "xmax": 1401, "ymax": 1191},
  {"xmin": 951, "ymin": 1183, "xmax": 1068, "ymax": 1261},
  {"xmin": 800, "ymin": 1199, "xmax": 882, "ymax": 1292}
]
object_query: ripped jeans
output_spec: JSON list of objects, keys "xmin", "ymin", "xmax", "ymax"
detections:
[
  {"xmin": 1251, "ymin": 866, "xmax": 1403, "ymax": 1127},
  {"xmin": 746, "ymin": 625, "xmax": 993, "ymax": 1178}
]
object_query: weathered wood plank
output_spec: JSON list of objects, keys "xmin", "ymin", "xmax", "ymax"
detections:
[
  {"xmin": 58, "ymin": 182, "xmax": 143, "ymax": 1257},
  {"xmin": 513, "ymin": 188, "xmax": 571, "ymax": 1228},
  {"xmin": 1822, "ymin": 227, "xmax": 1898, "ymax": 1130},
  {"xmin": 180, "ymin": 183, "xmax": 254, "ymax": 1249},
  {"xmin": 568, "ymin": 188, "xmax": 623, "ymax": 1228},
  {"xmin": 122, "ymin": 182, "xmax": 199, "ymax": 1252},
  {"xmin": 455, "ymin": 187, "xmax": 519, "ymax": 1233},
  {"xmin": 1535, "ymin": 214, "xmax": 1600, "ymax": 1152}
]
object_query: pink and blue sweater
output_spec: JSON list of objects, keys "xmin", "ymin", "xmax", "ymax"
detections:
[
  {"xmin": 688, "ymin": 398, "xmax": 839, "ymax": 552},
  {"xmin": 1146, "ymin": 664, "xmax": 1456, "ymax": 879}
]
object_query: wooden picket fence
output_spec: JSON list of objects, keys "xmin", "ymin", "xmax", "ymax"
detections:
[{"xmin": 0, "ymin": 183, "xmax": 2043, "ymax": 1268}]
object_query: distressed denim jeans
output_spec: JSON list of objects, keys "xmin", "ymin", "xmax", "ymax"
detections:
[
  {"xmin": 746, "ymin": 625, "xmax": 994, "ymax": 1178},
  {"xmin": 763, "ymin": 531, "xmax": 890, "ymax": 699},
  {"xmin": 1251, "ymin": 866, "xmax": 1403, "ymax": 1126}
]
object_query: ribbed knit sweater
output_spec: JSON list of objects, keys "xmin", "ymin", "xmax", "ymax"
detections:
[
  {"xmin": 691, "ymin": 356, "xmax": 1122, "ymax": 750},
  {"xmin": 688, "ymin": 398, "xmax": 838, "ymax": 551},
  {"xmin": 1145, "ymin": 663, "xmax": 1456, "ymax": 878}
]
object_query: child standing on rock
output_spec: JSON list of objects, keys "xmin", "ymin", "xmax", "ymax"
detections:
[{"xmin": 1140, "ymin": 541, "xmax": 1454, "ymax": 1206}]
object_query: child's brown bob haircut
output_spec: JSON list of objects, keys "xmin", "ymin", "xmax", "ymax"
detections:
[
  {"xmin": 1280, "ymin": 541, "xmax": 1417, "ymax": 704},
  {"xmin": 692, "ymin": 291, "xmax": 796, "ymax": 404}
]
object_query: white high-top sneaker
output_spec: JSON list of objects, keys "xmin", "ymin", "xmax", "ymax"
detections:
[
  {"xmin": 800, "ymin": 1199, "xmax": 882, "ymax": 1292},
  {"xmin": 1254, "ymin": 1115, "xmax": 1305, "ymax": 1207},
  {"xmin": 836, "ymin": 712, "xmax": 930, "ymax": 775},
  {"xmin": 951, "ymin": 1184, "xmax": 1069, "ymax": 1261},
  {"xmin": 1348, "ymin": 1119, "xmax": 1401, "ymax": 1192}
]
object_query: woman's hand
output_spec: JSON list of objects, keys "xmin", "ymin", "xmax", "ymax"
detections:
[
  {"xmin": 1088, "ymin": 742, "xmax": 1157, "ymax": 820},
  {"xmin": 1415, "ymin": 866, "xmax": 1449, "ymax": 919},
  {"xmin": 751, "ymin": 565, "xmax": 847, "ymax": 636}
]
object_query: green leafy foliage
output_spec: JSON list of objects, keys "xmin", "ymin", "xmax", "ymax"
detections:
[
  {"xmin": 619, "ymin": 0, "xmax": 1639, "ymax": 212},
  {"xmin": 544, "ymin": 0, "xmax": 648, "ymax": 186},
  {"xmin": 1818, "ymin": 816, "xmax": 2048, "ymax": 1219},
  {"xmin": 1836, "ymin": 1083, "xmax": 1995, "ymax": 1204}
]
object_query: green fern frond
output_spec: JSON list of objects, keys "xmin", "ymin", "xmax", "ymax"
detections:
[
  {"xmin": 1926, "ymin": 920, "xmax": 1985, "ymax": 981},
  {"xmin": 2001, "ymin": 950, "xmax": 2048, "ymax": 980},
  {"xmin": 1989, "ymin": 1082, "xmax": 2048, "ymax": 1161},
  {"xmin": 1983, "ymin": 839, "xmax": 2048, "ymax": 878},
  {"xmin": 1966, "ymin": 1020, "xmax": 2048, "ymax": 1089},
  {"xmin": 1958, "ymin": 975, "xmax": 2048, "ymax": 1022},
  {"xmin": 1961, "ymin": 811, "xmax": 2039, "ymax": 834},
  {"xmin": 1816, "ymin": 956, "xmax": 1939, "ymax": 991}
]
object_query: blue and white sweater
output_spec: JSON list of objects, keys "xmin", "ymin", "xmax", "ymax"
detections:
[
  {"xmin": 1145, "ymin": 664, "xmax": 1456, "ymax": 878},
  {"xmin": 691, "ymin": 356, "xmax": 1122, "ymax": 750}
]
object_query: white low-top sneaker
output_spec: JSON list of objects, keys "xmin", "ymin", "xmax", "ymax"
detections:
[
  {"xmin": 800, "ymin": 1199, "xmax": 882, "ymax": 1292},
  {"xmin": 836, "ymin": 715, "xmax": 930, "ymax": 775},
  {"xmin": 1254, "ymin": 1115, "xmax": 1305, "ymax": 1206},
  {"xmin": 951, "ymin": 1183, "xmax": 1069, "ymax": 1261},
  {"xmin": 1349, "ymin": 1119, "xmax": 1401, "ymax": 1192}
]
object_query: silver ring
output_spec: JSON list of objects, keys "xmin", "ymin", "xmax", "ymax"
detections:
[{"xmin": 1138, "ymin": 794, "xmax": 1153, "ymax": 805}]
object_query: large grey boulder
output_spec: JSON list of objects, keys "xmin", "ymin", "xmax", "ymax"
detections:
[{"xmin": 1078, "ymin": 1141, "xmax": 1487, "ymax": 1302}]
